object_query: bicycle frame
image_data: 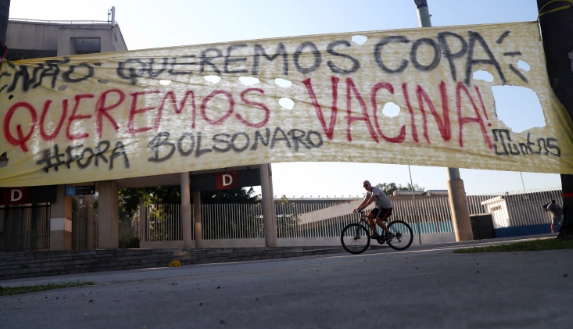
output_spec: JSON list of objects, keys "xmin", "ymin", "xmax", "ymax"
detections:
[{"xmin": 357, "ymin": 211, "xmax": 385, "ymax": 241}]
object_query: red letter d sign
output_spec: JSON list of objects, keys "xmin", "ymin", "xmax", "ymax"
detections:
[{"xmin": 215, "ymin": 171, "xmax": 239, "ymax": 190}]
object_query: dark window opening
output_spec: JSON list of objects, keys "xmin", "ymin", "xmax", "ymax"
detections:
[{"xmin": 72, "ymin": 38, "xmax": 101, "ymax": 55}]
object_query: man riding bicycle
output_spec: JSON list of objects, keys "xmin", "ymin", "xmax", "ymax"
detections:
[{"xmin": 354, "ymin": 180, "xmax": 395, "ymax": 242}]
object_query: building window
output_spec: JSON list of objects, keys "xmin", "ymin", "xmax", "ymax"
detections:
[{"xmin": 72, "ymin": 38, "xmax": 101, "ymax": 55}]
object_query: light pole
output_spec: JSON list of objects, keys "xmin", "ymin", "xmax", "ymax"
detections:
[
  {"xmin": 0, "ymin": 0, "xmax": 10, "ymax": 69},
  {"xmin": 414, "ymin": 0, "xmax": 474, "ymax": 241},
  {"xmin": 0, "ymin": 0, "xmax": 10, "ymax": 168}
]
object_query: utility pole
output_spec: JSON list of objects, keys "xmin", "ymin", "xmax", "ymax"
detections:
[
  {"xmin": 414, "ymin": 0, "xmax": 473, "ymax": 241},
  {"xmin": 0, "ymin": 0, "xmax": 9, "ymax": 166},
  {"xmin": 0, "ymin": 0, "xmax": 9, "ymax": 58},
  {"xmin": 537, "ymin": 0, "xmax": 573, "ymax": 240}
]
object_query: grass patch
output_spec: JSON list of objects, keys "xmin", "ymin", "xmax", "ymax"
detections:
[
  {"xmin": 454, "ymin": 238, "xmax": 573, "ymax": 253},
  {"xmin": 0, "ymin": 280, "xmax": 95, "ymax": 296}
]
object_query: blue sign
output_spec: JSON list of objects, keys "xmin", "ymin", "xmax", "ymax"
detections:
[{"xmin": 65, "ymin": 186, "xmax": 76, "ymax": 196}]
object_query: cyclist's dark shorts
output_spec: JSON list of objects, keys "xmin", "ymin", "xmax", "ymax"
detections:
[{"xmin": 370, "ymin": 207, "xmax": 392, "ymax": 221}]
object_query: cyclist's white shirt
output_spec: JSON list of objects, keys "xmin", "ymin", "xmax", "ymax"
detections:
[{"xmin": 364, "ymin": 186, "xmax": 392, "ymax": 209}]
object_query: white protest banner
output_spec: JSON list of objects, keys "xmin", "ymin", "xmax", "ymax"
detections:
[{"xmin": 1, "ymin": 21, "xmax": 572, "ymax": 187}]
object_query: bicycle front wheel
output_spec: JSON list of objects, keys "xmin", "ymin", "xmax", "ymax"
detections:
[
  {"xmin": 387, "ymin": 220, "xmax": 414, "ymax": 251},
  {"xmin": 340, "ymin": 223, "xmax": 371, "ymax": 254}
]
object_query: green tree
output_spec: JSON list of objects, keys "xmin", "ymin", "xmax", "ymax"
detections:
[
  {"xmin": 119, "ymin": 186, "xmax": 261, "ymax": 241},
  {"xmin": 376, "ymin": 182, "xmax": 399, "ymax": 196},
  {"xmin": 375, "ymin": 182, "xmax": 425, "ymax": 196},
  {"xmin": 119, "ymin": 186, "xmax": 181, "ymax": 219},
  {"xmin": 119, "ymin": 186, "xmax": 260, "ymax": 219},
  {"xmin": 277, "ymin": 194, "xmax": 290, "ymax": 204},
  {"xmin": 200, "ymin": 187, "xmax": 260, "ymax": 204},
  {"xmin": 118, "ymin": 186, "xmax": 181, "ymax": 246},
  {"xmin": 404, "ymin": 183, "xmax": 425, "ymax": 191}
]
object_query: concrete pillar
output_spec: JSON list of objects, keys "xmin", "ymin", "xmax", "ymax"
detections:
[
  {"xmin": 193, "ymin": 191, "xmax": 202, "ymax": 248},
  {"xmin": 84, "ymin": 194, "xmax": 95, "ymax": 249},
  {"xmin": 96, "ymin": 181, "xmax": 119, "ymax": 249},
  {"xmin": 416, "ymin": 1, "xmax": 473, "ymax": 242},
  {"xmin": 447, "ymin": 178, "xmax": 474, "ymax": 241},
  {"xmin": 50, "ymin": 185, "xmax": 72, "ymax": 251},
  {"xmin": 181, "ymin": 173, "xmax": 193, "ymax": 249},
  {"xmin": 261, "ymin": 163, "xmax": 277, "ymax": 247}
]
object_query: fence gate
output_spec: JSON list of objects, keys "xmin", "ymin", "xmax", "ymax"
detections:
[
  {"xmin": 72, "ymin": 198, "xmax": 89, "ymax": 250},
  {"xmin": 470, "ymin": 214, "xmax": 495, "ymax": 240},
  {"xmin": 0, "ymin": 205, "xmax": 51, "ymax": 252}
]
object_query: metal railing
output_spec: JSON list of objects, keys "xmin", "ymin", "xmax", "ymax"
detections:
[
  {"xmin": 466, "ymin": 187, "xmax": 562, "ymax": 227},
  {"xmin": 140, "ymin": 187, "xmax": 562, "ymax": 242},
  {"xmin": 9, "ymin": 18, "xmax": 112, "ymax": 25},
  {"xmin": 0, "ymin": 205, "xmax": 51, "ymax": 251},
  {"xmin": 72, "ymin": 197, "xmax": 88, "ymax": 250},
  {"xmin": 203, "ymin": 203, "xmax": 263, "ymax": 240},
  {"xmin": 143, "ymin": 204, "xmax": 182, "ymax": 242}
]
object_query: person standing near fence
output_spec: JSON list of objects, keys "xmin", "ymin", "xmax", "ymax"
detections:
[{"xmin": 543, "ymin": 200, "xmax": 563, "ymax": 233}]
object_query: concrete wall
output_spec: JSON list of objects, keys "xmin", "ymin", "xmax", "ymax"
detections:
[
  {"xmin": 50, "ymin": 185, "xmax": 72, "ymax": 251},
  {"xmin": 418, "ymin": 232, "xmax": 456, "ymax": 245},
  {"xmin": 278, "ymin": 238, "xmax": 341, "ymax": 247},
  {"xmin": 494, "ymin": 224, "xmax": 557, "ymax": 238},
  {"xmin": 7, "ymin": 20, "xmax": 128, "ymax": 56},
  {"xmin": 97, "ymin": 181, "xmax": 119, "ymax": 249},
  {"xmin": 7, "ymin": 22, "xmax": 60, "ymax": 50},
  {"xmin": 112, "ymin": 24, "xmax": 128, "ymax": 51},
  {"xmin": 139, "ymin": 233, "xmax": 458, "ymax": 249},
  {"xmin": 141, "ymin": 241, "xmax": 184, "ymax": 249}
]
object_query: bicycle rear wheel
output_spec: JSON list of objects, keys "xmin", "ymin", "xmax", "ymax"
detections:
[
  {"xmin": 340, "ymin": 223, "xmax": 371, "ymax": 254},
  {"xmin": 387, "ymin": 220, "xmax": 414, "ymax": 251}
]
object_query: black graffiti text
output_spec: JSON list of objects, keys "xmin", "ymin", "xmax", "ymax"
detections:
[
  {"xmin": 147, "ymin": 127, "xmax": 324, "ymax": 162},
  {"xmin": 4, "ymin": 58, "xmax": 95, "ymax": 93},
  {"xmin": 35, "ymin": 140, "xmax": 130, "ymax": 173},
  {"xmin": 1, "ymin": 29, "xmax": 520, "ymax": 93},
  {"xmin": 492, "ymin": 129, "xmax": 560, "ymax": 157}
]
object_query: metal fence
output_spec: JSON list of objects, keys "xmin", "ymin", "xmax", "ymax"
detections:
[
  {"xmin": 0, "ymin": 205, "xmax": 51, "ymax": 251},
  {"xmin": 93, "ymin": 211, "xmax": 99, "ymax": 249},
  {"xmin": 140, "ymin": 187, "xmax": 562, "ymax": 242},
  {"xmin": 203, "ymin": 203, "xmax": 263, "ymax": 240},
  {"xmin": 142, "ymin": 204, "xmax": 182, "ymax": 242},
  {"xmin": 388, "ymin": 187, "xmax": 560, "ymax": 233},
  {"xmin": 72, "ymin": 197, "xmax": 88, "ymax": 250},
  {"xmin": 119, "ymin": 209, "xmax": 141, "ymax": 247},
  {"xmin": 466, "ymin": 187, "xmax": 562, "ymax": 227}
]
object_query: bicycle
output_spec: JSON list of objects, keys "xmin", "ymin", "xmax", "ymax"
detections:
[{"xmin": 340, "ymin": 210, "xmax": 414, "ymax": 254}]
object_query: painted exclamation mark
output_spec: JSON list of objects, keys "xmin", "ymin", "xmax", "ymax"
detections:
[{"xmin": 474, "ymin": 85, "xmax": 492, "ymax": 127}]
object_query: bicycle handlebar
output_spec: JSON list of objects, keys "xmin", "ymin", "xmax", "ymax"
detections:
[{"xmin": 353, "ymin": 210, "xmax": 366, "ymax": 217}]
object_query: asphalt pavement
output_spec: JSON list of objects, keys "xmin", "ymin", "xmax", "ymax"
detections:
[{"xmin": 1, "ymin": 234, "xmax": 572, "ymax": 328}]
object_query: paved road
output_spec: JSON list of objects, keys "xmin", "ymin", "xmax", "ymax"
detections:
[{"xmin": 1, "ymin": 237, "xmax": 572, "ymax": 328}]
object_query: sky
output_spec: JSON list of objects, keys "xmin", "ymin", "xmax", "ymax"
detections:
[{"xmin": 7, "ymin": 0, "xmax": 563, "ymax": 198}]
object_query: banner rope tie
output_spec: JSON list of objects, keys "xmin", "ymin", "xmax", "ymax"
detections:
[
  {"xmin": 538, "ymin": 0, "xmax": 573, "ymax": 19},
  {"xmin": 536, "ymin": 0, "xmax": 573, "ymax": 40}
]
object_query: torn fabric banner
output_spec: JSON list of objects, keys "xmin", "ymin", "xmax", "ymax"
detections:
[{"xmin": 1, "ymin": 21, "xmax": 572, "ymax": 187}]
